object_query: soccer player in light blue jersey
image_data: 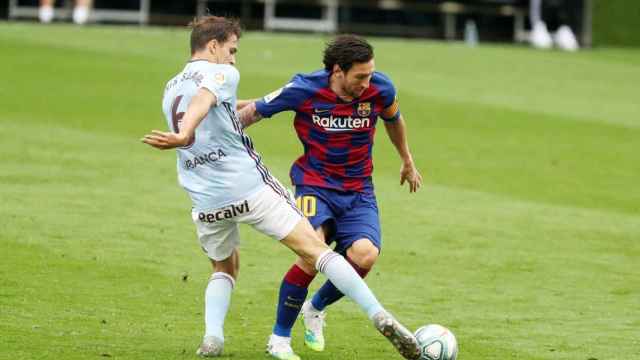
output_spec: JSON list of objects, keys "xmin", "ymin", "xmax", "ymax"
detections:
[{"xmin": 142, "ymin": 16, "xmax": 421, "ymax": 360}]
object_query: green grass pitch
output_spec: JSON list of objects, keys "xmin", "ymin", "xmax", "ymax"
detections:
[{"xmin": 1, "ymin": 22, "xmax": 639, "ymax": 360}]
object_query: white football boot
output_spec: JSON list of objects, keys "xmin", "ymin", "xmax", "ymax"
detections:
[
  {"xmin": 266, "ymin": 334, "xmax": 301, "ymax": 360},
  {"xmin": 530, "ymin": 21, "xmax": 553, "ymax": 49},
  {"xmin": 372, "ymin": 311, "xmax": 421, "ymax": 360},
  {"xmin": 38, "ymin": 5, "xmax": 54, "ymax": 23},
  {"xmin": 554, "ymin": 25, "xmax": 580, "ymax": 52},
  {"xmin": 301, "ymin": 300, "xmax": 325, "ymax": 351},
  {"xmin": 196, "ymin": 336, "xmax": 224, "ymax": 357},
  {"xmin": 72, "ymin": 6, "xmax": 90, "ymax": 25}
]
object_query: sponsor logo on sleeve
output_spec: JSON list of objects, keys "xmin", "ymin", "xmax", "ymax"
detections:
[
  {"xmin": 263, "ymin": 88, "xmax": 282, "ymax": 103},
  {"xmin": 263, "ymin": 82, "xmax": 293, "ymax": 103}
]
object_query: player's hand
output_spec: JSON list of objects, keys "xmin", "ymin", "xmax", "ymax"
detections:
[
  {"xmin": 400, "ymin": 161, "xmax": 422, "ymax": 193},
  {"xmin": 141, "ymin": 130, "xmax": 189, "ymax": 150}
]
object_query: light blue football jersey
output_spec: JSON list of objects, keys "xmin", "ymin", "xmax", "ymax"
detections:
[{"xmin": 161, "ymin": 60, "xmax": 270, "ymax": 211}]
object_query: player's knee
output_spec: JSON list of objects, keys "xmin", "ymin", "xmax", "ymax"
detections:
[
  {"xmin": 211, "ymin": 253, "xmax": 239, "ymax": 279},
  {"xmin": 352, "ymin": 250, "xmax": 378, "ymax": 269},
  {"xmin": 348, "ymin": 240, "xmax": 379, "ymax": 269},
  {"xmin": 213, "ymin": 266, "xmax": 237, "ymax": 280}
]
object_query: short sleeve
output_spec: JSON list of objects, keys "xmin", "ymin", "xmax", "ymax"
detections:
[
  {"xmin": 375, "ymin": 72, "xmax": 400, "ymax": 122},
  {"xmin": 255, "ymin": 75, "xmax": 312, "ymax": 118},
  {"xmin": 200, "ymin": 64, "xmax": 239, "ymax": 105}
]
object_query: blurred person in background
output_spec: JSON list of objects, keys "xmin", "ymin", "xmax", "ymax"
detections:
[
  {"xmin": 39, "ymin": 0, "xmax": 91, "ymax": 24},
  {"xmin": 529, "ymin": 0, "xmax": 579, "ymax": 51}
]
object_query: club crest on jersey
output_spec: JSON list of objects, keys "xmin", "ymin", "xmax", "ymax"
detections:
[{"xmin": 357, "ymin": 102, "xmax": 372, "ymax": 117}]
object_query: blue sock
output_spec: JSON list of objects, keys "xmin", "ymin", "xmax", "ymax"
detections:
[
  {"xmin": 311, "ymin": 281, "xmax": 342, "ymax": 311},
  {"xmin": 272, "ymin": 265, "xmax": 315, "ymax": 337}
]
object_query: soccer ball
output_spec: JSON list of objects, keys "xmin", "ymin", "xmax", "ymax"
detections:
[{"xmin": 415, "ymin": 324, "xmax": 458, "ymax": 360}]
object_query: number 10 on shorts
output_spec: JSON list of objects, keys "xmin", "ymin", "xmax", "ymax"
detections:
[{"xmin": 296, "ymin": 196, "xmax": 316, "ymax": 217}]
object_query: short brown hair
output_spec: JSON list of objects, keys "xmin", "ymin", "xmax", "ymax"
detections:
[
  {"xmin": 323, "ymin": 34, "xmax": 374, "ymax": 73},
  {"xmin": 189, "ymin": 16, "xmax": 241, "ymax": 54}
]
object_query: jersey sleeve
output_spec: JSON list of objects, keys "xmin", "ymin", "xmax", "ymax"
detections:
[
  {"xmin": 255, "ymin": 74, "xmax": 312, "ymax": 118},
  {"xmin": 375, "ymin": 72, "xmax": 401, "ymax": 122},
  {"xmin": 200, "ymin": 64, "xmax": 239, "ymax": 105}
]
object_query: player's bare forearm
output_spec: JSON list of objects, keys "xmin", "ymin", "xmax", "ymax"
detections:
[
  {"xmin": 237, "ymin": 98, "xmax": 259, "ymax": 111},
  {"xmin": 384, "ymin": 116, "xmax": 423, "ymax": 192},
  {"xmin": 384, "ymin": 116, "xmax": 413, "ymax": 165},
  {"xmin": 180, "ymin": 88, "xmax": 217, "ymax": 139},
  {"xmin": 238, "ymin": 102, "xmax": 263, "ymax": 129},
  {"xmin": 142, "ymin": 88, "xmax": 216, "ymax": 150}
]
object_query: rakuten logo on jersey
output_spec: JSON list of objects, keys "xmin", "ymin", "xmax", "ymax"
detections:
[{"xmin": 312, "ymin": 114, "xmax": 371, "ymax": 132}]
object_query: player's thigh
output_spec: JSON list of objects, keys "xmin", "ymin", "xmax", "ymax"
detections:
[
  {"xmin": 192, "ymin": 211, "xmax": 240, "ymax": 262},
  {"xmin": 245, "ymin": 183, "xmax": 304, "ymax": 241},
  {"xmin": 281, "ymin": 217, "xmax": 330, "ymax": 267},
  {"xmin": 334, "ymin": 193, "xmax": 381, "ymax": 255},
  {"xmin": 295, "ymin": 185, "xmax": 337, "ymax": 238},
  {"xmin": 239, "ymin": 184, "xmax": 329, "ymax": 266}
]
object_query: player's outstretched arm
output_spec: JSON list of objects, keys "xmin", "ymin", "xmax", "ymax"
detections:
[
  {"xmin": 237, "ymin": 101, "xmax": 263, "ymax": 129},
  {"xmin": 236, "ymin": 98, "xmax": 259, "ymax": 111},
  {"xmin": 142, "ymin": 88, "xmax": 217, "ymax": 150},
  {"xmin": 383, "ymin": 115, "xmax": 423, "ymax": 193}
]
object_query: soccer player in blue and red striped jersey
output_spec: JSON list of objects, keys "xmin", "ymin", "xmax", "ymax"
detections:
[{"xmin": 239, "ymin": 34, "xmax": 423, "ymax": 360}]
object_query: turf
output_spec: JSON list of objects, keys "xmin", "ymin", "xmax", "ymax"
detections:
[{"xmin": 1, "ymin": 22, "xmax": 638, "ymax": 360}]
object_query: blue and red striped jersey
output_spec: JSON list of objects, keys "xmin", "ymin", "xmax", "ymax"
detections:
[{"xmin": 255, "ymin": 69, "xmax": 400, "ymax": 193}]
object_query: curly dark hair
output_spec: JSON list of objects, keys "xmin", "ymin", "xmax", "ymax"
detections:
[
  {"xmin": 189, "ymin": 16, "xmax": 241, "ymax": 54},
  {"xmin": 323, "ymin": 34, "xmax": 374, "ymax": 73}
]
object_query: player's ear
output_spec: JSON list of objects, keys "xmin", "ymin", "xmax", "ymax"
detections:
[
  {"xmin": 332, "ymin": 64, "xmax": 343, "ymax": 77},
  {"xmin": 208, "ymin": 39, "xmax": 218, "ymax": 55}
]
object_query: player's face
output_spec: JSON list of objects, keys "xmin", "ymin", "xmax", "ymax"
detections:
[
  {"xmin": 342, "ymin": 59, "xmax": 375, "ymax": 99},
  {"xmin": 212, "ymin": 34, "xmax": 238, "ymax": 65}
]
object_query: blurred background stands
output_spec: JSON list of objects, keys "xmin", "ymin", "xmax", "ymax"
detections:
[
  {"xmin": 8, "ymin": 0, "xmax": 150, "ymax": 24},
  {"xmin": 5, "ymin": 0, "xmax": 595, "ymax": 47}
]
